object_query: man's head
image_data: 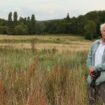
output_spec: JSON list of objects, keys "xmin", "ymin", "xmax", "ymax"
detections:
[{"xmin": 100, "ymin": 23, "xmax": 105, "ymax": 40}]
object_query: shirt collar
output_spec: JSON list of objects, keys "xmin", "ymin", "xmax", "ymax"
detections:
[{"xmin": 100, "ymin": 39, "xmax": 105, "ymax": 45}]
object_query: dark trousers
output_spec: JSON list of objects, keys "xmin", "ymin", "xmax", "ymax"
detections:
[{"xmin": 88, "ymin": 82, "xmax": 105, "ymax": 105}]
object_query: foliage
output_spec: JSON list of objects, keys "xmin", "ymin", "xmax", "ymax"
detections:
[
  {"xmin": 15, "ymin": 23, "xmax": 28, "ymax": 35},
  {"xmin": 84, "ymin": 20, "xmax": 97, "ymax": 40},
  {"xmin": 0, "ymin": 10, "xmax": 105, "ymax": 39}
]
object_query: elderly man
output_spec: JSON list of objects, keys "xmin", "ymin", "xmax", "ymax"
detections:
[{"xmin": 87, "ymin": 23, "xmax": 105, "ymax": 105}]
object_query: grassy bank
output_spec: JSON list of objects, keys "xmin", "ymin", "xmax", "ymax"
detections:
[{"xmin": 0, "ymin": 47, "xmax": 89, "ymax": 105}]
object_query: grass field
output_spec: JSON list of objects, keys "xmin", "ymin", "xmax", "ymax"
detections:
[
  {"xmin": 0, "ymin": 35, "xmax": 92, "ymax": 52},
  {"xmin": 0, "ymin": 35, "xmax": 93, "ymax": 105}
]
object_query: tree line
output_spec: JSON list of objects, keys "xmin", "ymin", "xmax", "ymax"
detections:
[{"xmin": 0, "ymin": 10, "xmax": 105, "ymax": 39}]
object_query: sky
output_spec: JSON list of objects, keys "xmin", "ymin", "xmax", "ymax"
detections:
[{"xmin": 0, "ymin": 0, "xmax": 105, "ymax": 20}]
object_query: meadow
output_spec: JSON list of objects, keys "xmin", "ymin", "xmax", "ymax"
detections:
[{"xmin": 0, "ymin": 35, "xmax": 92, "ymax": 105}]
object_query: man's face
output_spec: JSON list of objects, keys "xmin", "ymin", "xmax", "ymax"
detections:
[{"xmin": 101, "ymin": 26, "xmax": 105, "ymax": 40}]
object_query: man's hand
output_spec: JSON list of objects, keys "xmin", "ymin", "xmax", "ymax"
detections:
[
  {"xmin": 89, "ymin": 67, "xmax": 94, "ymax": 77},
  {"xmin": 90, "ymin": 69, "xmax": 101, "ymax": 88},
  {"xmin": 89, "ymin": 67, "xmax": 101, "ymax": 79}
]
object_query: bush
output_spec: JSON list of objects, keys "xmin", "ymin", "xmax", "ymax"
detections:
[
  {"xmin": 0, "ymin": 26, "xmax": 7, "ymax": 34},
  {"xmin": 84, "ymin": 20, "xmax": 96, "ymax": 40},
  {"xmin": 15, "ymin": 23, "xmax": 28, "ymax": 35}
]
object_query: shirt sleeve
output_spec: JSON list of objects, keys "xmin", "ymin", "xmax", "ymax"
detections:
[
  {"xmin": 94, "ymin": 63, "xmax": 105, "ymax": 71},
  {"xmin": 86, "ymin": 45, "xmax": 93, "ymax": 69}
]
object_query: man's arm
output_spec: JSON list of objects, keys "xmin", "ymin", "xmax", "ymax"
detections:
[
  {"xmin": 86, "ymin": 42, "xmax": 97, "ymax": 77},
  {"xmin": 86, "ymin": 44, "xmax": 93, "ymax": 69},
  {"xmin": 95, "ymin": 63, "xmax": 105, "ymax": 71}
]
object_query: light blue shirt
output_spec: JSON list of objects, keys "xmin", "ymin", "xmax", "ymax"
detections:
[{"xmin": 95, "ymin": 42, "xmax": 105, "ymax": 66}]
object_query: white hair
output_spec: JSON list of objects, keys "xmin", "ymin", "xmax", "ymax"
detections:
[{"xmin": 100, "ymin": 23, "xmax": 105, "ymax": 31}]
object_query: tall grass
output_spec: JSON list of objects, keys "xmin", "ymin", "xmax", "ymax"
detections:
[{"xmin": 0, "ymin": 48, "xmax": 89, "ymax": 105}]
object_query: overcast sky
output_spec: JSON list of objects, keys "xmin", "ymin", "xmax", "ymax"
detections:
[{"xmin": 0, "ymin": 0, "xmax": 105, "ymax": 20}]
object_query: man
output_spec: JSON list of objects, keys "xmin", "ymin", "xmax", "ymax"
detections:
[{"xmin": 87, "ymin": 23, "xmax": 105, "ymax": 105}]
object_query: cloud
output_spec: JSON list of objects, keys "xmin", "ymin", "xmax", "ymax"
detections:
[{"xmin": 0, "ymin": 0, "xmax": 105, "ymax": 20}]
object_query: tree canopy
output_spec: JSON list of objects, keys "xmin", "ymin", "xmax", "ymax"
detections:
[{"xmin": 0, "ymin": 10, "xmax": 105, "ymax": 40}]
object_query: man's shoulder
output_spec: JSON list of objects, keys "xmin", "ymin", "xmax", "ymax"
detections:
[
  {"xmin": 92, "ymin": 39, "xmax": 100, "ymax": 45},
  {"xmin": 90, "ymin": 39, "xmax": 100, "ymax": 48}
]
